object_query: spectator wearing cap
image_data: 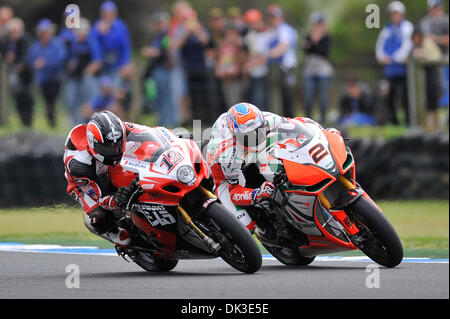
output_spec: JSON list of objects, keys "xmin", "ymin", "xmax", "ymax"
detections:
[
  {"xmin": 243, "ymin": 9, "xmax": 270, "ymax": 109},
  {"xmin": 227, "ymin": 7, "xmax": 247, "ymax": 37},
  {"xmin": 81, "ymin": 75, "xmax": 124, "ymax": 120},
  {"xmin": 28, "ymin": 18, "xmax": 67, "ymax": 127},
  {"xmin": 266, "ymin": 4, "xmax": 299, "ymax": 118},
  {"xmin": 4, "ymin": 17, "xmax": 34, "ymax": 127},
  {"xmin": 58, "ymin": 10, "xmax": 76, "ymax": 60},
  {"xmin": 64, "ymin": 18, "xmax": 99, "ymax": 125},
  {"xmin": 89, "ymin": 1, "xmax": 133, "ymax": 88},
  {"xmin": 412, "ymin": 27, "xmax": 443, "ymax": 130},
  {"xmin": 420, "ymin": 0, "xmax": 449, "ymax": 111},
  {"xmin": 302, "ymin": 11, "xmax": 334, "ymax": 124},
  {"xmin": 420, "ymin": 0, "xmax": 449, "ymax": 55},
  {"xmin": 175, "ymin": 8, "xmax": 212, "ymax": 125},
  {"xmin": 141, "ymin": 12, "xmax": 179, "ymax": 127},
  {"xmin": 375, "ymin": 1, "xmax": 413, "ymax": 126},
  {"xmin": 207, "ymin": 7, "xmax": 227, "ymax": 50}
]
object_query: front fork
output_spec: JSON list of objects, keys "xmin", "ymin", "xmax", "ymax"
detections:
[
  {"xmin": 318, "ymin": 176, "xmax": 361, "ymax": 236},
  {"xmin": 177, "ymin": 186, "xmax": 221, "ymax": 253}
]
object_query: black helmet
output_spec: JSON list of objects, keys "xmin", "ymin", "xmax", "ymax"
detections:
[{"xmin": 86, "ymin": 111, "xmax": 126, "ymax": 165}]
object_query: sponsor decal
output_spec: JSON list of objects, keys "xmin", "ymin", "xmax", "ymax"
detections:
[
  {"xmin": 106, "ymin": 131, "xmax": 122, "ymax": 141},
  {"xmin": 202, "ymin": 198, "xmax": 217, "ymax": 210},
  {"xmin": 349, "ymin": 189, "xmax": 358, "ymax": 197},
  {"xmin": 343, "ymin": 217, "xmax": 353, "ymax": 228},
  {"xmin": 141, "ymin": 183, "xmax": 154, "ymax": 190},
  {"xmin": 135, "ymin": 204, "xmax": 176, "ymax": 226},
  {"xmin": 226, "ymin": 175, "xmax": 240, "ymax": 185},
  {"xmin": 158, "ymin": 127, "xmax": 173, "ymax": 142},
  {"xmin": 290, "ymin": 199, "xmax": 310, "ymax": 208},
  {"xmin": 232, "ymin": 192, "xmax": 253, "ymax": 202},
  {"xmin": 124, "ymin": 159, "xmax": 148, "ymax": 169}
]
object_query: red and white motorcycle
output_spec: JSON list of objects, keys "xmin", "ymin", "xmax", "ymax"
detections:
[{"xmin": 109, "ymin": 125, "xmax": 262, "ymax": 273}]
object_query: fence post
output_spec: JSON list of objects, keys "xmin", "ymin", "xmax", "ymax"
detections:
[
  {"xmin": 408, "ymin": 59, "xmax": 427, "ymax": 129},
  {"xmin": 0, "ymin": 63, "xmax": 7, "ymax": 126},
  {"xmin": 407, "ymin": 59, "xmax": 417, "ymax": 128}
]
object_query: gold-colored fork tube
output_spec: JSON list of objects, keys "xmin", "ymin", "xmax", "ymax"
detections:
[
  {"xmin": 318, "ymin": 194, "xmax": 332, "ymax": 210},
  {"xmin": 338, "ymin": 175, "xmax": 356, "ymax": 190},
  {"xmin": 177, "ymin": 205, "xmax": 207, "ymax": 239},
  {"xmin": 319, "ymin": 176, "xmax": 355, "ymax": 210},
  {"xmin": 198, "ymin": 185, "xmax": 217, "ymax": 199}
]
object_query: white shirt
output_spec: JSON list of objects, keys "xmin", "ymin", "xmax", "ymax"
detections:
[
  {"xmin": 268, "ymin": 22, "xmax": 299, "ymax": 70},
  {"xmin": 244, "ymin": 29, "xmax": 270, "ymax": 78}
]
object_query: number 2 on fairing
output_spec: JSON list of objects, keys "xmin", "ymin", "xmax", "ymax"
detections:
[{"xmin": 308, "ymin": 143, "xmax": 329, "ymax": 164}]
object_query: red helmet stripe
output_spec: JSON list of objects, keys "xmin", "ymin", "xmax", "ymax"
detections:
[{"xmin": 87, "ymin": 122, "xmax": 104, "ymax": 143}]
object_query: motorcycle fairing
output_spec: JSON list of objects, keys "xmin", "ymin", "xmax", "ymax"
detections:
[{"xmin": 111, "ymin": 127, "xmax": 209, "ymax": 206}]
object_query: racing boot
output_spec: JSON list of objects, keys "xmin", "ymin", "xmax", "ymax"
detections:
[{"xmin": 107, "ymin": 227, "xmax": 131, "ymax": 247}]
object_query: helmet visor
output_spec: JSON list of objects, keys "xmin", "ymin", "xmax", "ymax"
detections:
[
  {"xmin": 236, "ymin": 126, "xmax": 267, "ymax": 151},
  {"xmin": 93, "ymin": 141, "xmax": 123, "ymax": 159}
]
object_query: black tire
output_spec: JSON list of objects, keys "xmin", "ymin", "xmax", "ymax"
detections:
[
  {"xmin": 202, "ymin": 203, "xmax": 262, "ymax": 274},
  {"xmin": 346, "ymin": 197, "xmax": 403, "ymax": 268},
  {"xmin": 133, "ymin": 251, "xmax": 179, "ymax": 272},
  {"xmin": 262, "ymin": 243, "xmax": 315, "ymax": 266}
]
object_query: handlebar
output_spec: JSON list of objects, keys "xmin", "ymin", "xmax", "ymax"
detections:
[{"xmin": 253, "ymin": 168, "xmax": 288, "ymax": 212}]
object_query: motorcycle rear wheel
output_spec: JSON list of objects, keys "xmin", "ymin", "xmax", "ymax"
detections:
[
  {"xmin": 263, "ymin": 243, "xmax": 315, "ymax": 266},
  {"xmin": 133, "ymin": 251, "xmax": 179, "ymax": 272},
  {"xmin": 345, "ymin": 197, "xmax": 403, "ymax": 268},
  {"xmin": 201, "ymin": 202, "xmax": 262, "ymax": 274}
]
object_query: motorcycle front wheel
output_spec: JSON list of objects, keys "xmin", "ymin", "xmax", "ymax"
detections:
[
  {"xmin": 200, "ymin": 202, "xmax": 262, "ymax": 274},
  {"xmin": 345, "ymin": 197, "xmax": 403, "ymax": 268}
]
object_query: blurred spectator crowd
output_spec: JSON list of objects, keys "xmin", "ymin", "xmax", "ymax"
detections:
[
  {"xmin": 0, "ymin": 0, "xmax": 448, "ymax": 131},
  {"xmin": 373, "ymin": 0, "xmax": 449, "ymax": 130}
]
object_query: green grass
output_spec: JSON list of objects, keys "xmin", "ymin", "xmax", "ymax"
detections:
[
  {"xmin": 0, "ymin": 200, "xmax": 448, "ymax": 258},
  {"xmin": 346, "ymin": 125, "xmax": 408, "ymax": 140}
]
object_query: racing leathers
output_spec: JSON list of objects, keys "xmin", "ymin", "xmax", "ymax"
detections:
[
  {"xmin": 206, "ymin": 111, "xmax": 326, "ymax": 231},
  {"xmin": 63, "ymin": 122, "xmax": 136, "ymax": 246}
]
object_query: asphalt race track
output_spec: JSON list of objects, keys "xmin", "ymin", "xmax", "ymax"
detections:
[{"xmin": 0, "ymin": 251, "xmax": 448, "ymax": 299}]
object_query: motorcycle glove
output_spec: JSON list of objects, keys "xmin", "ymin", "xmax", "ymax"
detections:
[
  {"xmin": 113, "ymin": 186, "xmax": 133, "ymax": 208},
  {"xmin": 252, "ymin": 181, "xmax": 275, "ymax": 204}
]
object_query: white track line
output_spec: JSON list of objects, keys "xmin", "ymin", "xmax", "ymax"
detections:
[{"xmin": 0, "ymin": 243, "xmax": 447, "ymax": 263}]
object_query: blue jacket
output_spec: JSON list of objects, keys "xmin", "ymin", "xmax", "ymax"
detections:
[
  {"xmin": 375, "ymin": 20, "xmax": 413, "ymax": 78},
  {"xmin": 89, "ymin": 18, "xmax": 132, "ymax": 72},
  {"xmin": 28, "ymin": 37, "xmax": 67, "ymax": 84},
  {"xmin": 89, "ymin": 93, "xmax": 115, "ymax": 111}
]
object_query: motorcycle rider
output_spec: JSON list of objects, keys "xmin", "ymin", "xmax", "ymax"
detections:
[
  {"xmin": 206, "ymin": 102, "xmax": 337, "ymax": 237},
  {"xmin": 63, "ymin": 110, "xmax": 137, "ymax": 247}
]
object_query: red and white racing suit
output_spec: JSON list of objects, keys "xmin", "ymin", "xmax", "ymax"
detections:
[{"xmin": 63, "ymin": 122, "xmax": 138, "ymax": 246}]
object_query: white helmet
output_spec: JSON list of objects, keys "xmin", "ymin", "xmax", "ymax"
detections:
[{"xmin": 387, "ymin": 1, "xmax": 406, "ymax": 14}]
